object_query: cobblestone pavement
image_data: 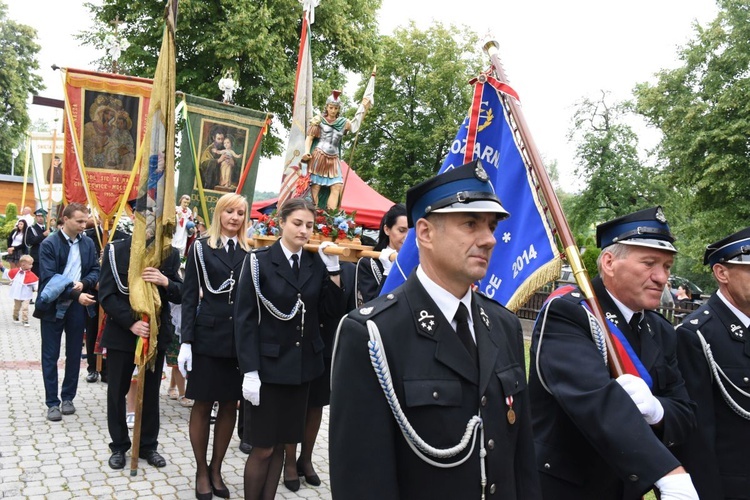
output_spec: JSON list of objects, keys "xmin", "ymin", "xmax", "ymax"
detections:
[{"xmin": 0, "ymin": 287, "xmax": 332, "ymax": 499}]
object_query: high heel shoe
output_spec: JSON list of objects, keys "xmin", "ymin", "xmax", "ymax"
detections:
[
  {"xmin": 209, "ymin": 475, "xmax": 230, "ymax": 498},
  {"xmin": 296, "ymin": 458, "xmax": 321, "ymax": 487},
  {"xmin": 195, "ymin": 474, "xmax": 212, "ymax": 500}
]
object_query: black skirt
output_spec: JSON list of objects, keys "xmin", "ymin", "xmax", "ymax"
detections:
[
  {"xmin": 185, "ymin": 353, "xmax": 242, "ymax": 402},
  {"xmin": 245, "ymin": 382, "xmax": 310, "ymax": 447},
  {"xmin": 307, "ymin": 357, "xmax": 332, "ymax": 408}
]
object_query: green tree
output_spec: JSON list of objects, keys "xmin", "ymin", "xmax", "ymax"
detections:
[
  {"xmin": 0, "ymin": 1, "xmax": 44, "ymax": 174},
  {"xmin": 350, "ymin": 22, "xmax": 484, "ymax": 201},
  {"xmin": 634, "ymin": 0, "xmax": 750, "ymax": 278},
  {"xmin": 81, "ymin": 0, "xmax": 380, "ymax": 156},
  {"xmin": 566, "ymin": 92, "xmax": 667, "ymax": 235}
]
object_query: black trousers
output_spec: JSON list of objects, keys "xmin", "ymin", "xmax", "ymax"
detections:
[
  {"xmin": 106, "ymin": 349, "xmax": 165, "ymax": 453},
  {"xmin": 85, "ymin": 308, "xmax": 107, "ymax": 376}
]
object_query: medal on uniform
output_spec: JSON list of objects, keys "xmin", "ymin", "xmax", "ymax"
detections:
[{"xmin": 506, "ymin": 395, "xmax": 516, "ymax": 425}]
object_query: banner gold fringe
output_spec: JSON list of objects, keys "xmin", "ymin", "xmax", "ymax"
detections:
[{"xmin": 505, "ymin": 257, "xmax": 562, "ymax": 313}]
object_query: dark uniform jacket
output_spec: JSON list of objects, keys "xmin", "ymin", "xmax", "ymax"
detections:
[
  {"xmin": 181, "ymin": 237, "xmax": 246, "ymax": 359},
  {"xmin": 329, "ymin": 272, "xmax": 541, "ymax": 500},
  {"xmin": 234, "ymin": 240, "xmax": 345, "ymax": 384},
  {"xmin": 355, "ymin": 256, "xmax": 384, "ymax": 306},
  {"xmin": 673, "ymin": 293, "xmax": 750, "ymax": 499},
  {"xmin": 99, "ymin": 238, "xmax": 182, "ymax": 353},
  {"xmin": 33, "ymin": 230, "xmax": 100, "ymax": 321},
  {"xmin": 528, "ymin": 277, "xmax": 696, "ymax": 499},
  {"xmin": 26, "ymin": 222, "xmax": 47, "ymax": 274}
]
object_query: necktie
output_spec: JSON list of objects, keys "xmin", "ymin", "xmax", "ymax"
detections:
[
  {"xmin": 629, "ymin": 312, "xmax": 643, "ymax": 355},
  {"xmin": 227, "ymin": 239, "xmax": 235, "ymax": 259},
  {"xmin": 454, "ymin": 303, "xmax": 478, "ymax": 364},
  {"xmin": 291, "ymin": 254, "xmax": 300, "ymax": 279}
]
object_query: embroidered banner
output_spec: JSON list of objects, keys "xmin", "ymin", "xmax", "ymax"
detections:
[
  {"xmin": 63, "ymin": 68, "xmax": 152, "ymax": 217},
  {"xmin": 176, "ymin": 93, "xmax": 269, "ymax": 226},
  {"xmin": 29, "ymin": 132, "xmax": 65, "ymax": 211},
  {"xmin": 381, "ymin": 77, "xmax": 561, "ymax": 311}
]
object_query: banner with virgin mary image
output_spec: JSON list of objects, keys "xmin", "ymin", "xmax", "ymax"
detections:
[
  {"xmin": 63, "ymin": 68, "xmax": 153, "ymax": 217},
  {"xmin": 177, "ymin": 93, "xmax": 269, "ymax": 226},
  {"xmin": 29, "ymin": 132, "xmax": 65, "ymax": 212}
]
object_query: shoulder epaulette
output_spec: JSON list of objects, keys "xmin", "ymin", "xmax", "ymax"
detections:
[
  {"xmin": 676, "ymin": 305, "xmax": 712, "ymax": 330},
  {"xmin": 348, "ymin": 291, "xmax": 399, "ymax": 322}
]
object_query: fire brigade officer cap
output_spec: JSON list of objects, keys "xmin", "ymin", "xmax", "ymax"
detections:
[
  {"xmin": 704, "ymin": 226, "xmax": 750, "ymax": 267},
  {"xmin": 34, "ymin": 208, "xmax": 48, "ymax": 216},
  {"xmin": 405, "ymin": 159, "xmax": 509, "ymax": 228},
  {"xmin": 596, "ymin": 206, "xmax": 677, "ymax": 253}
]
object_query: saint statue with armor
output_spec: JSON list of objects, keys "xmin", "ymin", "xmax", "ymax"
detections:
[{"xmin": 302, "ymin": 90, "xmax": 370, "ymax": 210}]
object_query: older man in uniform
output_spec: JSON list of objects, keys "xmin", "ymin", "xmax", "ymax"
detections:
[
  {"xmin": 528, "ymin": 207, "xmax": 698, "ymax": 499},
  {"xmin": 673, "ymin": 227, "xmax": 750, "ymax": 499},
  {"xmin": 329, "ymin": 160, "xmax": 541, "ymax": 499}
]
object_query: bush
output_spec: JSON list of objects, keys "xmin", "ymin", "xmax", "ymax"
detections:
[{"xmin": 0, "ymin": 203, "xmax": 19, "ymax": 242}]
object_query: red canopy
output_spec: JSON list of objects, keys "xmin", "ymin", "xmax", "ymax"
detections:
[{"xmin": 251, "ymin": 162, "xmax": 394, "ymax": 229}]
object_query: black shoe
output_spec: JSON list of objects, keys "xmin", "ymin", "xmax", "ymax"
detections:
[
  {"xmin": 139, "ymin": 449, "xmax": 167, "ymax": 468},
  {"xmin": 239, "ymin": 442, "xmax": 252, "ymax": 454},
  {"xmin": 283, "ymin": 477, "xmax": 300, "ymax": 492},
  {"xmin": 86, "ymin": 371, "xmax": 99, "ymax": 383},
  {"xmin": 297, "ymin": 458, "xmax": 321, "ymax": 486},
  {"xmin": 109, "ymin": 450, "xmax": 126, "ymax": 469},
  {"xmin": 210, "ymin": 475, "xmax": 230, "ymax": 499}
]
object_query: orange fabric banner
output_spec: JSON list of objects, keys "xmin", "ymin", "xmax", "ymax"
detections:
[{"xmin": 63, "ymin": 68, "xmax": 153, "ymax": 217}]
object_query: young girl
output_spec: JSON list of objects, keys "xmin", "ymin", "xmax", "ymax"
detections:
[{"xmin": 6, "ymin": 255, "xmax": 38, "ymax": 326}]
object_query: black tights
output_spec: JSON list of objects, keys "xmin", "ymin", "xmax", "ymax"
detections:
[
  {"xmin": 189, "ymin": 400, "xmax": 237, "ymax": 495},
  {"xmin": 244, "ymin": 444, "xmax": 284, "ymax": 500},
  {"xmin": 284, "ymin": 405, "xmax": 323, "ymax": 478}
]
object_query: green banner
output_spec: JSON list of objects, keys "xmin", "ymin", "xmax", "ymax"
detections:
[{"xmin": 177, "ymin": 93, "xmax": 268, "ymax": 226}]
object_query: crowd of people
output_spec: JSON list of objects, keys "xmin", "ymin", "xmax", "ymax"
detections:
[{"xmin": 6, "ymin": 160, "xmax": 749, "ymax": 499}]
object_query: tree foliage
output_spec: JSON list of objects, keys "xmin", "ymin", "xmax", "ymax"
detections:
[
  {"xmin": 634, "ymin": 0, "xmax": 750, "ymax": 280},
  {"xmin": 0, "ymin": 1, "xmax": 44, "ymax": 174},
  {"xmin": 81, "ymin": 0, "xmax": 381, "ymax": 156},
  {"xmin": 566, "ymin": 91, "xmax": 667, "ymax": 235},
  {"xmin": 350, "ymin": 22, "xmax": 484, "ymax": 202}
]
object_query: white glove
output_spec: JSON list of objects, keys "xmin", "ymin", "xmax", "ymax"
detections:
[
  {"xmin": 243, "ymin": 371, "xmax": 261, "ymax": 406},
  {"xmin": 654, "ymin": 473, "xmax": 699, "ymax": 500},
  {"xmin": 616, "ymin": 373, "xmax": 664, "ymax": 425},
  {"xmin": 177, "ymin": 343, "xmax": 193, "ymax": 378},
  {"xmin": 318, "ymin": 241, "xmax": 340, "ymax": 272},
  {"xmin": 378, "ymin": 247, "xmax": 397, "ymax": 276}
]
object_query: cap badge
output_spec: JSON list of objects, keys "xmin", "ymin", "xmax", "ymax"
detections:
[
  {"xmin": 417, "ymin": 310, "xmax": 436, "ymax": 334},
  {"xmin": 655, "ymin": 207, "xmax": 667, "ymax": 223},
  {"xmin": 474, "ymin": 163, "xmax": 489, "ymax": 182}
]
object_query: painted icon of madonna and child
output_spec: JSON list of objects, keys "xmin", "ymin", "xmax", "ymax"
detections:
[{"xmin": 198, "ymin": 123, "xmax": 247, "ymax": 192}]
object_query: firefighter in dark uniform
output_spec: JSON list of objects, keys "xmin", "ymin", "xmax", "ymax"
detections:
[
  {"xmin": 330, "ymin": 160, "xmax": 541, "ymax": 499},
  {"xmin": 528, "ymin": 207, "xmax": 698, "ymax": 499},
  {"xmin": 674, "ymin": 226, "xmax": 750, "ymax": 500}
]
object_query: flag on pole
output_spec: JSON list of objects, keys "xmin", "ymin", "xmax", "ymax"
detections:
[
  {"xmin": 381, "ymin": 75, "xmax": 561, "ymax": 311},
  {"xmin": 128, "ymin": 0, "xmax": 177, "ymax": 368},
  {"xmin": 278, "ymin": 3, "xmax": 316, "ymax": 204}
]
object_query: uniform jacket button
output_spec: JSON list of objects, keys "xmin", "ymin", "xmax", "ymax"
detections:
[
  {"xmin": 480, "ymin": 396, "xmax": 487, "ymax": 407},
  {"xmin": 489, "ymin": 483, "xmax": 496, "ymax": 494},
  {"xmin": 296, "ymin": 326, "xmax": 301, "ymax": 330},
  {"xmin": 432, "ymin": 391, "xmax": 439, "ymax": 400},
  {"xmin": 295, "ymin": 342, "xmax": 300, "ymax": 347},
  {"xmin": 487, "ymin": 439, "xmax": 495, "ymax": 450},
  {"xmin": 744, "ymin": 377, "xmax": 749, "ymax": 383},
  {"xmin": 544, "ymin": 463, "xmax": 551, "ymax": 469},
  {"xmin": 628, "ymin": 474, "xmax": 639, "ymax": 482}
]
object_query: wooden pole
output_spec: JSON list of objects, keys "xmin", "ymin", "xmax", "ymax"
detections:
[
  {"xmin": 129, "ymin": 364, "xmax": 147, "ymax": 475},
  {"xmin": 483, "ymin": 39, "xmax": 624, "ymax": 377}
]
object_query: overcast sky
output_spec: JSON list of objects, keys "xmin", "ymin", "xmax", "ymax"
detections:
[{"xmin": 10, "ymin": 0, "xmax": 719, "ymax": 194}]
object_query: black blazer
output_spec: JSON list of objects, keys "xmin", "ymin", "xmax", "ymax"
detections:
[
  {"xmin": 99, "ymin": 237, "xmax": 182, "ymax": 353},
  {"xmin": 234, "ymin": 240, "xmax": 345, "ymax": 384},
  {"xmin": 330, "ymin": 273, "xmax": 541, "ymax": 499},
  {"xmin": 181, "ymin": 237, "xmax": 247, "ymax": 358},
  {"xmin": 26, "ymin": 223, "xmax": 47, "ymax": 263},
  {"xmin": 528, "ymin": 277, "xmax": 696, "ymax": 499},
  {"xmin": 355, "ymin": 256, "xmax": 384, "ymax": 307},
  {"xmin": 673, "ymin": 294, "xmax": 750, "ymax": 500}
]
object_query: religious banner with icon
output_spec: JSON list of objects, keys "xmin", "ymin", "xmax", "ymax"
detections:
[
  {"xmin": 63, "ymin": 68, "xmax": 153, "ymax": 217},
  {"xmin": 177, "ymin": 92, "xmax": 270, "ymax": 227},
  {"xmin": 28, "ymin": 132, "xmax": 65, "ymax": 211}
]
